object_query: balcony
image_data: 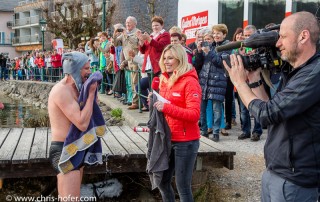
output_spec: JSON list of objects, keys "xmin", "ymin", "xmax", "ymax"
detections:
[
  {"xmin": 13, "ymin": 15, "xmax": 40, "ymax": 28},
  {"xmin": 18, "ymin": 0, "xmax": 36, "ymax": 6},
  {"xmin": 50, "ymin": 2, "xmax": 103, "ymax": 18},
  {"xmin": 12, "ymin": 35, "xmax": 42, "ymax": 46}
]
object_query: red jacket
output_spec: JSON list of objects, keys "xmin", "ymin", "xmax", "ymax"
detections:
[
  {"xmin": 140, "ymin": 31, "xmax": 170, "ymax": 75},
  {"xmin": 110, "ymin": 46, "xmax": 119, "ymax": 72},
  {"xmin": 51, "ymin": 53, "xmax": 62, "ymax": 68},
  {"xmin": 160, "ymin": 68, "xmax": 201, "ymax": 142},
  {"xmin": 35, "ymin": 57, "xmax": 44, "ymax": 68}
]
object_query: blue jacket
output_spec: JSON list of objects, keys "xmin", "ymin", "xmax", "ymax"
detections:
[
  {"xmin": 197, "ymin": 40, "xmax": 230, "ymax": 101},
  {"xmin": 249, "ymin": 53, "xmax": 320, "ymax": 188}
]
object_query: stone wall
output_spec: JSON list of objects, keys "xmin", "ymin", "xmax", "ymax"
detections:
[{"xmin": 0, "ymin": 80, "xmax": 54, "ymax": 109}]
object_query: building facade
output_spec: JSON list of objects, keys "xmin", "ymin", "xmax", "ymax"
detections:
[
  {"xmin": 0, "ymin": 0, "xmax": 20, "ymax": 59},
  {"xmin": 12, "ymin": 0, "xmax": 51, "ymax": 53}
]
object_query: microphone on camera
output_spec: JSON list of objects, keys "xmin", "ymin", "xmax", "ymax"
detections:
[
  {"xmin": 215, "ymin": 31, "xmax": 279, "ymax": 52},
  {"xmin": 244, "ymin": 31, "xmax": 279, "ymax": 49},
  {"xmin": 151, "ymin": 77, "xmax": 160, "ymax": 91},
  {"xmin": 215, "ymin": 41, "xmax": 243, "ymax": 52}
]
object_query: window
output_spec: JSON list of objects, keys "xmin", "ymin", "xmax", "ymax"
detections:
[
  {"xmin": 250, "ymin": 0, "xmax": 286, "ymax": 29},
  {"xmin": 293, "ymin": 0, "xmax": 320, "ymax": 14},
  {"xmin": 0, "ymin": 32, "xmax": 5, "ymax": 44},
  {"xmin": 218, "ymin": 0, "xmax": 244, "ymax": 41}
]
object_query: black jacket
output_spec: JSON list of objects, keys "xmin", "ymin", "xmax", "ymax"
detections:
[
  {"xmin": 249, "ymin": 53, "xmax": 320, "ymax": 188},
  {"xmin": 0, "ymin": 57, "xmax": 6, "ymax": 67}
]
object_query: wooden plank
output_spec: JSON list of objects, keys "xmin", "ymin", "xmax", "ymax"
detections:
[
  {"xmin": 102, "ymin": 127, "xmax": 128, "ymax": 157},
  {"xmin": 47, "ymin": 128, "xmax": 52, "ymax": 159},
  {"xmin": 200, "ymin": 137, "xmax": 236, "ymax": 155},
  {"xmin": 198, "ymin": 141, "xmax": 221, "ymax": 154},
  {"xmin": 29, "ymin": 128, "xmax": 48, "ymax": 163},
  {"xmin": 100, "ymin": 129, "xmax": 112, "ymax": 155},
  {"xmin": 120, "ymin": 125, "xmax": 148, "ymax": 153},
  {"xmin": 0, "ymin": 128, "xmax": 10, "ymax": 148},
  {"xmin": 0, "ymin": 128, "xmax": 22, "ymax": 164},
  {"xmin": 136, "ymin": 131, "xmax": 149, "ymax": 142},
  {"xmin": 12, "ymin": 128, "xmax": 35, "ymax": 164},
  {"xmin": 108, "ymin": 126, "xmax": 144, "ymax": 156}
]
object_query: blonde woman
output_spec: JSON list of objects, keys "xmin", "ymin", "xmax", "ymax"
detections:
[{"xmin": 153, "ymin": 44, "xmax": 201, "ymax": 201}]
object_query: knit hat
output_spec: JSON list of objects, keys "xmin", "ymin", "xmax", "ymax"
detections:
[{"xmin": 62, "ymin": 51, "xmax": 89, "ymax": 91}]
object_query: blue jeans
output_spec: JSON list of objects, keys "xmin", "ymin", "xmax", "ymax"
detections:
[
  {"xmin": 0, "ymin": 66, "xmax": 8, "ymax": 80},
  {"xmin": 158, "ymin": 140, "xmax": 199, "ymax": 202},
  {"xmin": 206, "ymin": 101, "xmax": 225, "ymax": 129},
  {"xmin": 201, "ymin": 99, "xmax": 222, "ymax": 135},
  {"xmin": 135, "ymin": 77, "xmax": 149, "ymax": 108},
  {"xmin": 239, "ymin": 98, "xmax": 262, "ymax": 135},
  {"xmin": 232, "ymin": 92, "xmax": 236, "ymax": 119},
  {"xmin": 261, "ymin": 170, "xmax": 319, "ymax": 202}
]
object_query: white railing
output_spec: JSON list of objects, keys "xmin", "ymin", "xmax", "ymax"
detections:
[
  {"xmin": 18, "ymin": 0, "xmax": 36, "ymax": 6},
  {"xmin": 12, "ymin": 35, "xmax": 42, "ymax": 45},
  {"xmin": 14, "ymin": 15, "xmax": 40, "ymax": 27},
  {"xmin": 82, "ymin": 2, "xmax": 102, "ymax": 13},
  {"xmin": 51, "ymin": 2, "xmax": 103, "ymax": 17}
]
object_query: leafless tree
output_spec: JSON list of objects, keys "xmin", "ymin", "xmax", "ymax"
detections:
[
  {"xmin": 111, "ymin": 0, "xmax": 170, "ymax": 33},
  {"xmin": 43, "ymin": 0, "xmax": 115, "ymax": 49},
  {"xmin": 137, "ymin": 0, "xmax": 170, "ymax": 32}
]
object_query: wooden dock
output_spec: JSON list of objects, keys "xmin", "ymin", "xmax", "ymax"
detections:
[{"xmin": 0, "ymin": 126, "xmax": 236, "ymax": 179}]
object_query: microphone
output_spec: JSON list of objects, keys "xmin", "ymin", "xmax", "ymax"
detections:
[
  {"xmin": 215, "ymin": 31, "xmax": 279, "ymax": 52},
  {"xmin": 151, "ymin": 77, "xmax": 160, "ymax": 91},
  {"xmin": 244, "ymin": 31, "xmax": 279, "ymax": 49},
  {"xmin": 215, "ymin": 41, "xmax": 243, "ymax": 52}
]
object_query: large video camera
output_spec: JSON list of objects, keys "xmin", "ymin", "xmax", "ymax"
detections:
[{"xmin": 216, "ymin": 25, "xmax": 282, "ymax": 72}]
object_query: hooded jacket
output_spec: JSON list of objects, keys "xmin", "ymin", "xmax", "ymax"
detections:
[{"xmin": 160, "ymin": 68, "xmax": 201, "ymax": 142}]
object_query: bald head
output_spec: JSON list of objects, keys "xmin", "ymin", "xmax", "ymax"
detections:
[{"xmin": 283, "ymin": 11, "xmax": 320, "ymax": 45}]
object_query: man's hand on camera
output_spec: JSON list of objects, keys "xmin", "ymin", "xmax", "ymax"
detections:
[{"xmin": 223, "ymin": 54, "xmax": 248, "ymax": 88}]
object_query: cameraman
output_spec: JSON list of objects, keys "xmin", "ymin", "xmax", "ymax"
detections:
[{"xmin": 224, "ymin": 11, "xmax": 320, "ymax": 201}]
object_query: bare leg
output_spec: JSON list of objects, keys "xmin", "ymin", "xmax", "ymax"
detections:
[{"xmin": 57, "ymin": 170, "xmax": 82, "ymax": 201}]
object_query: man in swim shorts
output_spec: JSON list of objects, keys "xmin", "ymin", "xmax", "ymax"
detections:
[{"xmin": 48, "ymin": 51, "xmax": 97, "ymax": 199}]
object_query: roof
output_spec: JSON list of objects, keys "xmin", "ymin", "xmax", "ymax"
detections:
[{"xmin": 0, "ymin": 0, "xmax": 20, "ymax": 12}]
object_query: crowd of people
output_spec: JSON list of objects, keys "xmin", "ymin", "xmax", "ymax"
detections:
[{"xmin": 2, "ymin": 11, "xmax": 320, "ymax": 202}]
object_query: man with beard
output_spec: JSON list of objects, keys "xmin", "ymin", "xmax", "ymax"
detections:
[
  {"xmin": 224, "ymin": 11, "xmax": 320, "ymax": 201},
  {"xmin": 48, "ymin": 52, "xmax": 97, "ymax": 199}
]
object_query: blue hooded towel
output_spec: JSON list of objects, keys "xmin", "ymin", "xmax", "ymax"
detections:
[{"xmin": 58, "ymin": 71, "xmax": 107, "ymax": 174}]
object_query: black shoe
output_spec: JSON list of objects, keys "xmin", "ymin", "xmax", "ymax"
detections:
[
  {"xmin": 238, "ymin": 133, "xmax": 251, "ymax": 140},
  {"xmin": 200, "ymin": 131, "xmax": 208, "ymax": 137},
  {"xmin": 251, "ymin": 132, "xmax": 261, "ymax": 141},
  {"xmin": 212, "ymin": 134, "xmax": 219, "ymax": 142},
  {"xmin": 127, "ymin": 102, "xmax": 132, "ymax": 106},
  {"xmin": 207, "ymin": 129, "xmax": 213, "ymax": 134},
  {"xmin": 123, "ymin": 101, "xmax": 128, "ymax": 105}
]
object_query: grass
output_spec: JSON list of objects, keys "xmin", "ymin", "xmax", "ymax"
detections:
[{"xmin": 110, "ymin": 108, "xmax": 123, "ymax": 121}]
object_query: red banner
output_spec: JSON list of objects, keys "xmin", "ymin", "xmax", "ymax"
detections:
[{"xmin": 181, "ymin": 10, "xmax": 208, "ymax": 45}]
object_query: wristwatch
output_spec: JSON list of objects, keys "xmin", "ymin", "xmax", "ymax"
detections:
[{"xmin": 248, "ymin": 80, "xmax": 263, "ymax": 88}]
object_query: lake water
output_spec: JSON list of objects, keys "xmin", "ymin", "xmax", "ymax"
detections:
[{"xmin": 0, "ymin": 94, "xmax": 48, "ymax": 128}]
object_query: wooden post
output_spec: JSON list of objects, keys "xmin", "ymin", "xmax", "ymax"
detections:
[
  {"xmin": 196, "ymin": 156, "xmax": 203, "ymax": 171},
  {"xmin": 0, "ymin": 178, "xmax": 3, "ymax": 189}
]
